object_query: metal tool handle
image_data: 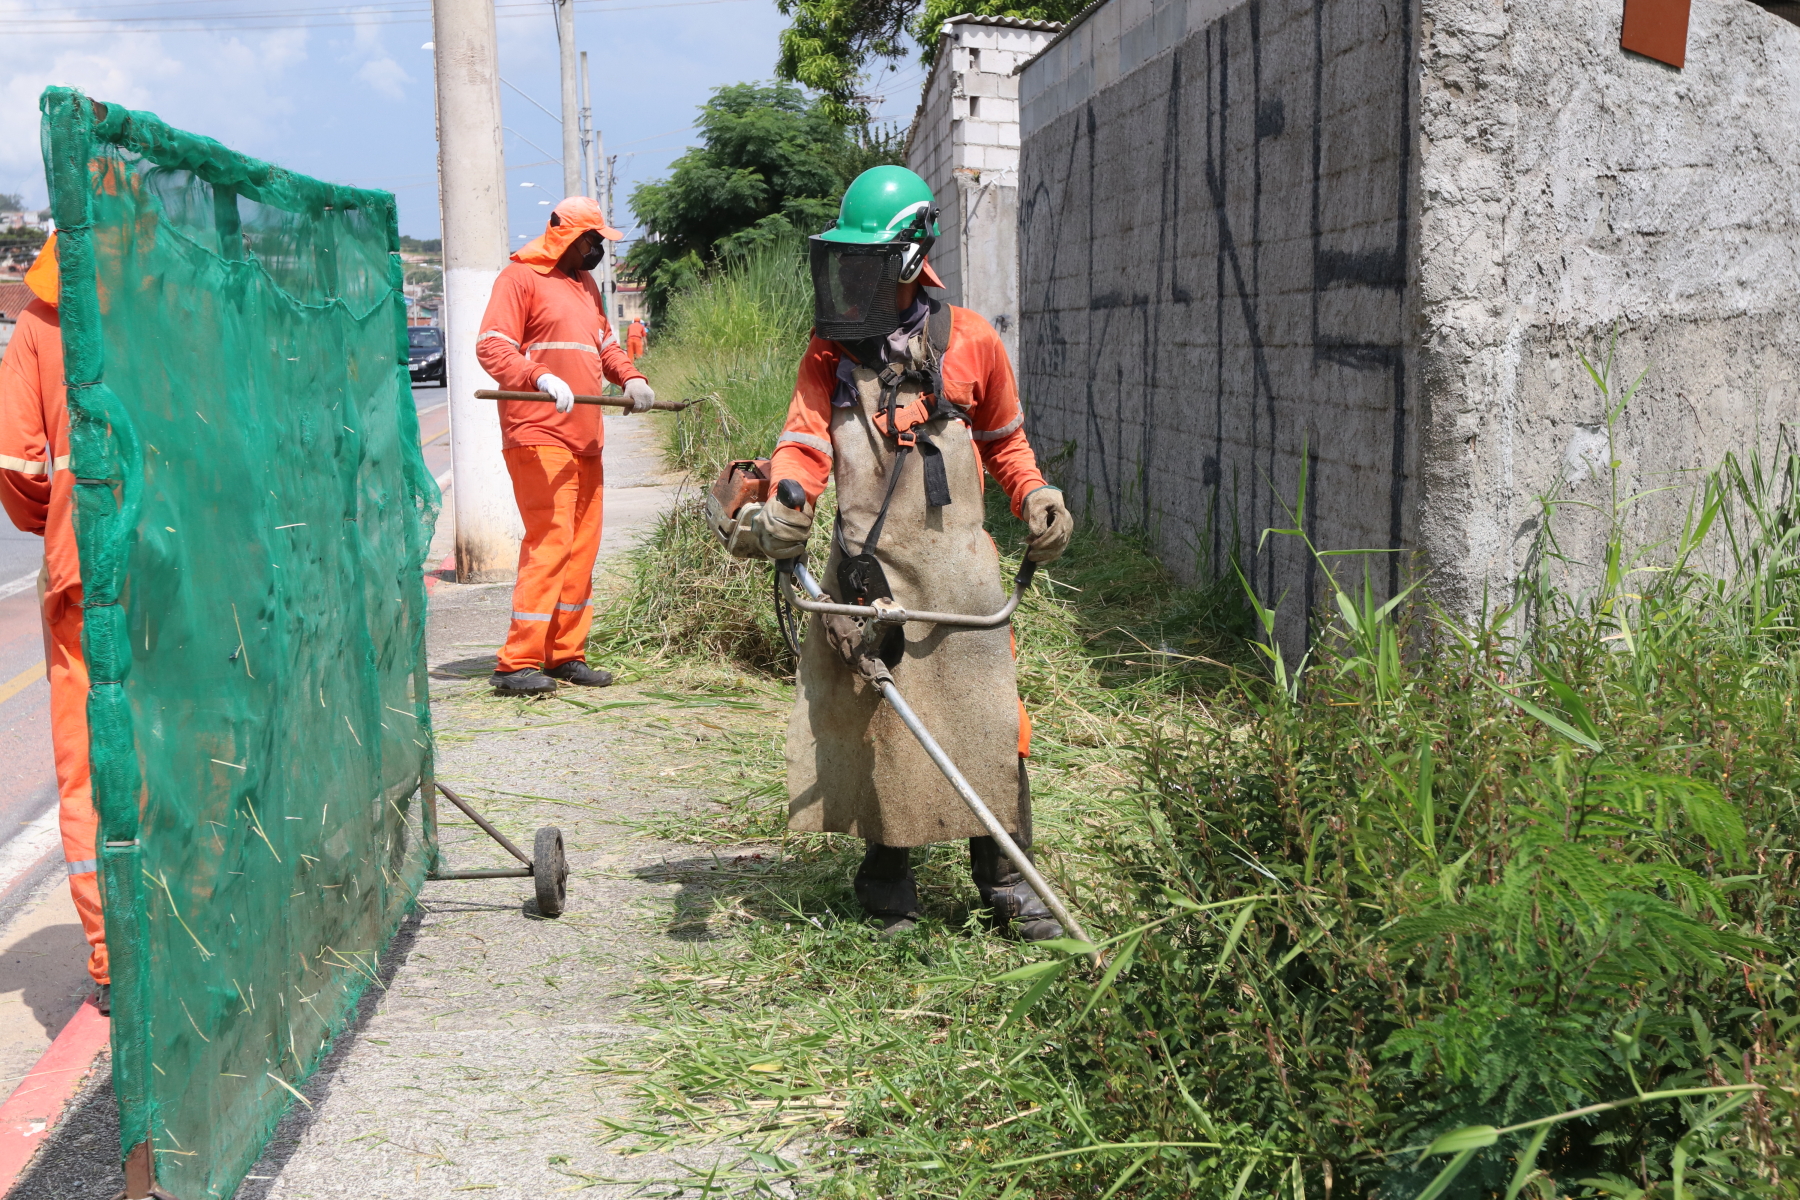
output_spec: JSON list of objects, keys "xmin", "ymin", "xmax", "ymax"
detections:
[
  {"xmin": 877, "ymin": 681, "xmax": 1096, "ymax": 958},
  {"xmin": 780, "ymin": 558, "xmax": 1033, "ymax": 629},
  {"xmin": 474, "ymin": 388, "xmax": 693, "ymax": 413}
]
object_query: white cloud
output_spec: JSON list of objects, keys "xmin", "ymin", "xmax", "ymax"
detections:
[{"xmin": 356, "ymin": 56, "xmax": 411, "ymax": 100}]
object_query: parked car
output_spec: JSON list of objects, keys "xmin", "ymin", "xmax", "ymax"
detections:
[{"xmin": 408, "ymin": 326, "xmax": 445, "ymax": 387}]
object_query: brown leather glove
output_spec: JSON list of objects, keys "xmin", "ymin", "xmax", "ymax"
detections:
[
  {"xmin": 822, "ymin": 613, "xmax": 893, "ymax": 686},
  {"xmin": 1021, "ymin": 486, "xmax": 1073, "ymax": 563}
]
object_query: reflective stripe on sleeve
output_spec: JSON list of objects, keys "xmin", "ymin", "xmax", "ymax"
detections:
[
  {"xmin": 65, "ymin": 859, "xmax": 97, "ymax": 877},
  {"xmin": 971, "ymin": 413, "xmax": 1024, "ymax": 442},
  {"xmin": 512, "ymin": 611, "xmax": 552, "ymax": 622},
  {"xmin": 53, "ymin": 455, "xmax": 69, "ymax": 471},
  {"xmin": 479, "ymin": 329, "xmax": 520, "ymax": 347},
  {"xmin": 555, "ymin": 599, "xmax": 592, "ymax": 612},
  {"xmin": 777, "ymin": 431, "xmax": 833, "ymax": 456},
  {"xmin": 527, "ymin": 341, "xmax": 600, "ymax": 355},
  {"xmin": 600, "ymin": 330, "xmax": 620, "ymax": 351},
  {"xmin": 0, "ymin": 456, "xmax": 47, "ymax": 475}
]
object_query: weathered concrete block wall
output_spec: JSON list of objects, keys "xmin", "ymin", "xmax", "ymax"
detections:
[
  {"xmin": 1018, "ymin": 0, "xmax": 1416, "ymax": 636},
  {"xmin": 1417, "ymin": 0, "xmax": 1800, "ymax": 613},
  {"xmin": 1017, "ymin": 0, "xmax": 1800, "ymax": 637},
  {"xmin": 909, "ymin": 16, "xmax": 1062, "ymax": 360}
]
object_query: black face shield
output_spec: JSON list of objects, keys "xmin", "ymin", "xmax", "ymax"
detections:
[{"xmin": 809, "ymin": 237, "xmax": 911, "ymax": 341}]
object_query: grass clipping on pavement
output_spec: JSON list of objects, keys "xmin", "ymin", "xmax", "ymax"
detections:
[{"xmin": 588, "ymin": 254, "xmax": 1800, "ymax": 1199}]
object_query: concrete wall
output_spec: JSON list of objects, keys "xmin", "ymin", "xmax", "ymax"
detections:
[
  {"xmin": 1416, "ymin": 0, "xmax": 1800, "ymax": 613},
  {"xmin": 1016, "ymin": 0, "xmax": 1800, "ymax": 638},
  {"xmin": 909, "ymin": 16, "xmax": 1062, "ymax": 360},
  {"xmin": 1017, "ymin": 0, "xmax": 1416, "ymax": 640}
]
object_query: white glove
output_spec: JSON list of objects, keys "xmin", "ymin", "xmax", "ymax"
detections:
[
  {"xmin": 624, "ymin": 377, "xmax": 655, "ymax": 414},
  {"xmin": 537, "ymin": 372, "xmax": 575, "ymax": 414}
]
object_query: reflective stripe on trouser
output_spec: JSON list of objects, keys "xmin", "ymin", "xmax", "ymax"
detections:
[
  {"xmin": 41, "ymin": 572, "xmax": 107, "ymax": 986},
  {"xmin": 499, "ymin": 445, "xmax": 604, "ymax": 671}
]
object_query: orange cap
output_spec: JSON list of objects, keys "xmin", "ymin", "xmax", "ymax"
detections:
[
  {"xmin": 24, "ymin": 233, "xmax": 57, "ymax": 307},
  {"xmin": 511, "ymin": 197, "xmax": 623, "ymax": 274}
]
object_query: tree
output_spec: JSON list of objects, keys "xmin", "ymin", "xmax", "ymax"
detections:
[
  {"xmin": 0, "ymin": 192, "xmax": 24, "ymax": 213},
  {"xmin": 777, "ymin": 0, "xmax": 1086, "ymax": 120},
  {"xmin": 626, "ymin": 82, "xmax": 902, "ymax": 317}
]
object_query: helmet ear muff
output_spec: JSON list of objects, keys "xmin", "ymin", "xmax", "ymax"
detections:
[
  {"xmin": 897, "ymin": 242, "xmax": 925, "ymax": 283},
  {"xmin": 894, "ymin": 205, "xmax": 939, "ymax": 284}
]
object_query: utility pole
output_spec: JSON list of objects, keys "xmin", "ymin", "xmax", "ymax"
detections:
[
  {"xmin": 555, "ymin": 0, "xmax": 581, "ymax": 199},
  {"xmin": 431, "ymin": 0, "xmax": 521, "ymax": 581},
  {"xmin": 581, "ymin": 51, "xmax": 617, "ymax": 326}
]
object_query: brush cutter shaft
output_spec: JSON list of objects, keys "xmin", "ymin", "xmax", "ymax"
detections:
[
  {"xmin": 877, "ymin": 681, "xmax": 1096, "ymax": 955},
  {"xmin": 783, "ymin": 559, "xmax": 1035, "ymax": 628},
  {"xmin": 474, "ymin": 388, "xmax": 693, "ymax": 413}
]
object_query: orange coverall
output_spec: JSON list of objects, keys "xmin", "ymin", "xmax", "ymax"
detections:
[
  {"xmin": 475, "ymin": 203, "xmax": 644, "ymax": 673},
  {"xmin": 0, "ymin": 236, "xmax": 108, "ymax": 986},
  {"xmin": 626, "ymin": 319, "xmax": 646, "ymax": 361},
  {"xmin": 768, "ymin": 303, "xmax": 1045, "ymax": 756}
]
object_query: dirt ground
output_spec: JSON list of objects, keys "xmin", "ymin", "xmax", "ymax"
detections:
[{"xmin": 9, "ymin": 413, "xmax": 772, "ymax": 1199}]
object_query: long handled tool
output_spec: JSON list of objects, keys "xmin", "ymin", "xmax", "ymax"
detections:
[
  {"xmin": 475, "ymin": 388, "xmax": 695, "ymax": 412},
  {"xmin": 779, "ymin": 555, "xmax": 1098, "ymax": 955}
]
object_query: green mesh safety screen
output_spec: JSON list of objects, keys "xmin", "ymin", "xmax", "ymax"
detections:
[{"xmin": 39, "ymin": 87, "xmax": 441, "ymax": 1198}]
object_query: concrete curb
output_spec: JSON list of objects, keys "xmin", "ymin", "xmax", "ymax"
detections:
[{"xmin": 0, "ymin": 998, "xmax": 108, "ymax": 1195}]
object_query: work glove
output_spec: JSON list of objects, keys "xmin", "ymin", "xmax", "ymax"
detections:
[
  {"xmin": 717, "ymin": 502, "xmax": 769, "ymax": 559},
  {"xmin": 537, "ymin": 372, "xmax": 575, "ymax": 414},
  {"xmin": 822, "ymin": 613, "xmax": 893, "ymax": 687},
  {"xmin": 1021, "ymin": 485, "xmax": 1073, "ymax": 563},
  {"xmin": 624, "ymin": 378, "xmax": 656, "ymax": 414},
  {"xmin": 751, "ymin": 489, "xmax": 813, "ymax": 560}
]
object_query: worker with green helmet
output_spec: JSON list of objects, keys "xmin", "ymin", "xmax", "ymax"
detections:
[{"xmin": 723, "ymin": 165, "xmax": 1075, "ymax": 940}]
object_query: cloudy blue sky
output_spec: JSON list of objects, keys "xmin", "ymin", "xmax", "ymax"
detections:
[{"xmin": 0, "ymin": 0, "xmax": 931, "ymax": 244}]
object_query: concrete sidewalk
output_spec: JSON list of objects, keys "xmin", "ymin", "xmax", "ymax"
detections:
[{"xmin": 9, "ymin": 414, "xmax": 753, "ymax": 1198}]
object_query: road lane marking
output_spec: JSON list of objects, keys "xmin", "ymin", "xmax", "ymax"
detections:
[
  {"xmin": 0, "ymin": 662, "xmax": 44, "ymax": 707},
  {"xmin": 0, "ymin": 806, "xmax": 62, "ymax": 902},
  {"xmin": 0, "ymin": 571, "xmax": 37, "ymax": 603}
]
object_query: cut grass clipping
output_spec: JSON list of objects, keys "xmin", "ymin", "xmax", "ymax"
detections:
[{"xmin": 591, "ymin": 255, "xmax": 1800, "ymax": 1198}]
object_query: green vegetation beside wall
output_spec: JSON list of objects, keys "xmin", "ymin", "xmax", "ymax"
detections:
[{"xmin": 592, "ymin": 258, "xmax": 1800, "ymax": 1197}]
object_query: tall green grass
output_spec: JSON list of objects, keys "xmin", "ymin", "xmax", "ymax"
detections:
[
  {"xmin": 592, "ymin": 263, "xmax": 1799, "ymax": 1197},
  {"xmin": 641, "ymin": 246, "xmax": 814, "ymax": 483}
]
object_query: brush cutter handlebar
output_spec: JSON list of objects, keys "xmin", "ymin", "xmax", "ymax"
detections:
[{"xmin": 778, "ymin": 558, "xmax": 1036, "ymax": 628}]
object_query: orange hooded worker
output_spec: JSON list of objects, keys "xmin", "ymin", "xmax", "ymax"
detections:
[
  {"xmin": 0, "ymin": 233, "xmax": 109, "ymax": 1010},
  {"xmin": 626, "ymin": 317, "xmax": 647, "ymax": 361},
  {"xmin": 476, "ymin": 197, "xmax": 652, "ymax": 695}
]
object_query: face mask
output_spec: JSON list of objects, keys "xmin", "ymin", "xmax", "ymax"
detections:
[{"xmin": 579, "ymin": 243, "xmax": 604, "ymax": 271}]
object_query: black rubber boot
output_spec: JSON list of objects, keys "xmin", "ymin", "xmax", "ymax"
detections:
[
  {"xmin": 94, "ymin": 983, "xmax": 110, "ymax": 1015},
  {"xmin": 491, "ymin": 667, "xmax": 556, "ymax": 695},
  {"xmin": 970, "ymin": 836, "xmax": 1064, "ymax": 942},
  {"xmin": 853, "ymin": 842, "xmax": 921, "ymax": 937},
  {"xmin": 546, "ymin": 660, "xmax": 614, "ymax": 687}
]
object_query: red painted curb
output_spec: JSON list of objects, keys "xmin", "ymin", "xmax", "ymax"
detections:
[
  {"xmin": 423, "ymin": 552, "xmax": 456, "ymax": 595},
  {"xmin": 0, "ymin": 998, "xmax": 109, "ymax": 1194}
]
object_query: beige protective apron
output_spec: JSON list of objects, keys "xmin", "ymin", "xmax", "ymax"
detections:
[{"xmin": 786, "ymin": 315, "xmax": 1026, "ymax": 847}]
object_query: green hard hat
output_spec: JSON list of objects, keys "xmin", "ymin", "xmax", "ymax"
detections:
[{"xmin": 819, "ymin": 166, "xmax": 940, "ymax": 244}]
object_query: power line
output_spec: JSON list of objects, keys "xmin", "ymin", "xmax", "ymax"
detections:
[{"xmin": 4, "ymin": 0, "xmax": 755, "ymax": 33}]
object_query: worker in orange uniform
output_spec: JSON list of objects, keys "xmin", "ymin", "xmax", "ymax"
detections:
[
  {"xmin": 725, "ymin": 167, "xmax": 1074, "ymax": 941},
  {"xmin": 626, "ymin": 317, "xmax": 647, "ymax": 362},
  {"xmin": 476, "ymin": 197, "xmax": 654, "ymax": 696},
  {"xmin": 0, "ymin": 234, "xmax": 110, "ymax": 1011}
]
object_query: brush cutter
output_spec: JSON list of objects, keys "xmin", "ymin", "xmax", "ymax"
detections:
[{"xmin": 756, "ymin": 480, "xmax": 1097, "ymax": 952}]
